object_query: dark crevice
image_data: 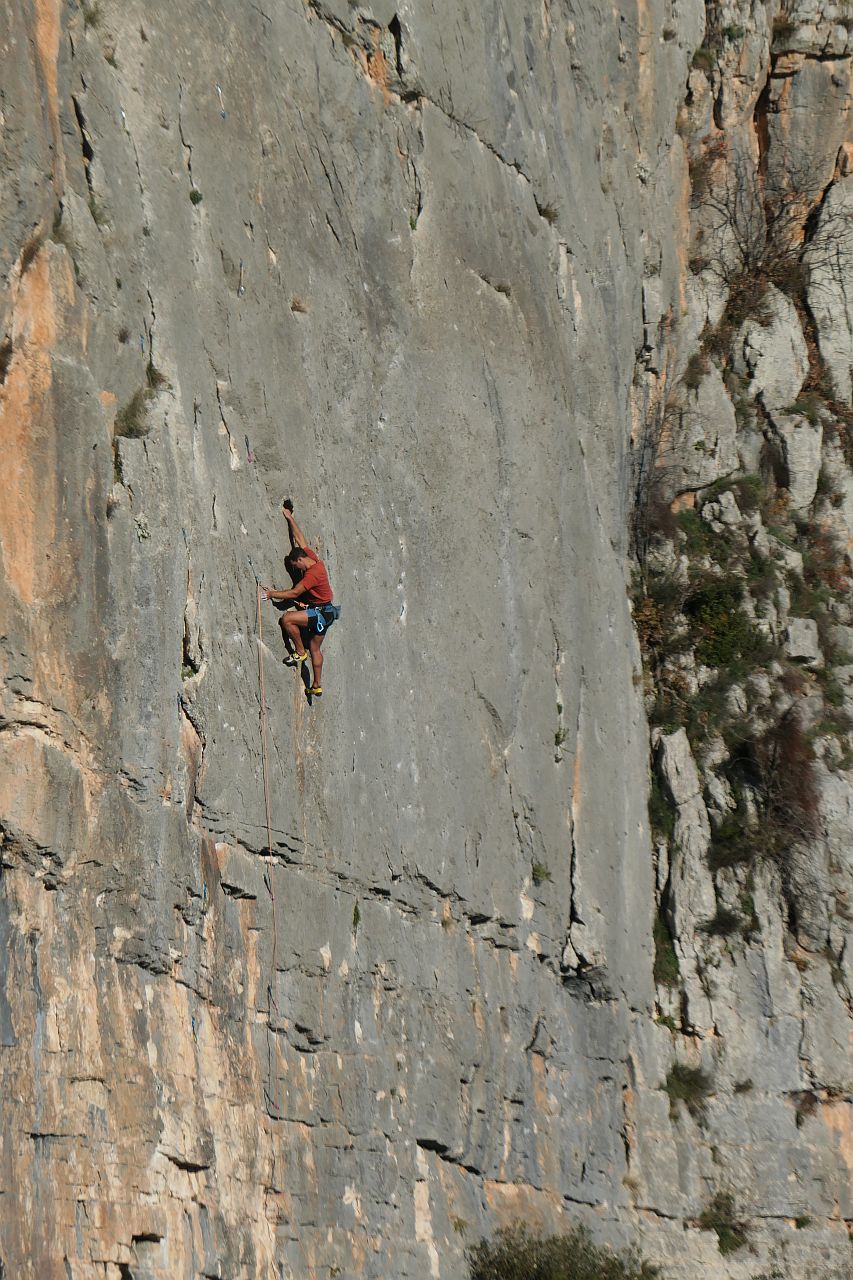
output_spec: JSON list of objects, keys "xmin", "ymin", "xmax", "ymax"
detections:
[
  {"xmin": 712, "ymin": 85, "xmax": 724, "ymax": 132},
  {"xmin": 71, "ymin": 95, "xmax": 95, "ymax": 196},
  {"xmin": 389, "ymin": 14, "xmax": 403, "ymax": 77},
  {"xmin": 177, "ymin": 83, "xmax": 197, "ymax": 196},
  {"xmin": 162, "ymin": 1150, "xmax": 211, "ymax": 1172},
  {"xmin": 416, "ymin": 1137, "xmax": 480, "ymax": 1175},
  {"xmin": 20, "ymin": 231, "xmax": 43, "ymax": 275},
  {"xmin": 0, "ymin": 336, "xmax": 12, "ymax": 384},
  {"xmin": 416, "ymin": 1137, "xmax": 449, "ymax": 1155},
  {"xmin": 220, "ymin": 880, "xmax": 257, "ymax": 900},
  {"xmin": 179, "ymin": 696, "xmax": 206, "ymax": 755},
  {"xmin": 182, "ymin": 616, "xmax": 201, "ymax": 676},
  {"xmin": 753, "ymin": 73, "xmax": 772, "ymax": 181},
  {"xmin": 145, "ymin": 287, "xmax": 157, "ymax": 363}
]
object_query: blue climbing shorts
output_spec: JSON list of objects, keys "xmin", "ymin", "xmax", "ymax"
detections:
[{"xmin": 306, "ymin": 603, "xmax": 341, "ymax": 636}]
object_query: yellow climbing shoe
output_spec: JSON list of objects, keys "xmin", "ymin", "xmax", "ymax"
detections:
[
  {"xmin": 284, "ymin": 651, "xmax": 309, "ymax": 667},
  {"xmin": 309, "ymin": 685, "xmax": 323, "ymax": 697}
]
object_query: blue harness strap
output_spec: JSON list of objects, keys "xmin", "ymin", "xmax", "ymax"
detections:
[{"xmin": 307, "ymin": 603, "xmax": 341, "ymax": 635}]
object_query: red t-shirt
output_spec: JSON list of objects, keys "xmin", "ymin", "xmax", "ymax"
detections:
[{"xmin": 298, "ymin": 547, "xmax": 333, "ymax": 605}]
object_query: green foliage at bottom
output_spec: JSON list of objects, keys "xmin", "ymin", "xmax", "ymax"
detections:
[{"xmin": 467, "ymin": 1225, "xmax": 659, "ymax": 1280}]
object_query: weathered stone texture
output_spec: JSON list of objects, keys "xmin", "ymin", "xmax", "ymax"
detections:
[{"xmin": 0, "ymin": 1, "xmax": 851, "ymax": 1278}]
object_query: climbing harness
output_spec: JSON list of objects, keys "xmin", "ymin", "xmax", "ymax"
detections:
[{"xmin": 307, "ymin": 602, "xmax": 341, "ymax": 635}]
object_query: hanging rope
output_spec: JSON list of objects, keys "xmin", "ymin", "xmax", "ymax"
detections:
[
  {"xmin": 255, "ymin": 577, "xmax": 279, "ymax": 1011},
  {"xmin": 247, "ymin": 556, "xmax": 286, "ymax": 1136}
]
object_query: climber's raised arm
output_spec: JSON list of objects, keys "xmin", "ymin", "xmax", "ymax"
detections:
[{"xmin": 281, "ymin": 500, "xmax": 309, "ymax": 552}]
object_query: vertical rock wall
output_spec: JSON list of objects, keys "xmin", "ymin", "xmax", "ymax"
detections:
[{"xmin": 0, "ymin": 1, "xmax": 850, "ymax": 1278}]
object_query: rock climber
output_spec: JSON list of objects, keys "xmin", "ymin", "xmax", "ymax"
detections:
[{"xmin": 262, "ymin": 501, "xmax": 339, "ymax": 698}]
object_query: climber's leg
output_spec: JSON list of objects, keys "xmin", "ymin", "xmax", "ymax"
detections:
[
  {"xmin": 281, "ymin": 609, "xmax": 309, "ymax": 662},
  {"xmin": 308, "ymin": 633, "xmax": 324, "ymax": 692}
]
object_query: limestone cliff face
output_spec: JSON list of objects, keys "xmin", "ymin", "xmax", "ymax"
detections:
[{"xmin": 0, "ymin": 1, "xmax": 850, "ymax": 1278}]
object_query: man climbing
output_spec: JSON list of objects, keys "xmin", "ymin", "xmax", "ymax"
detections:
[{"xmin": 262, "ymin": 501, "xmax": 338, "ymax": 697}]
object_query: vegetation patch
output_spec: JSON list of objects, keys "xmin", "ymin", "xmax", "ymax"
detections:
[
  {"xmin": 711, "ymin": 713, "xmax": 820, "ymax": 867},
  {"xmin": 691, "ymin": 47, "xmax": 715, "ymax": 73},
  {"xmin": 794, "ymin": 1090, "xmax": 818, "ymax": 1128},
  {"xmin": 467, "ymin": 1224, "xmax": 659, "ymax": 1280},
  {"xmin": 146, "ymin": 359, "xmax": 167, "ymax": 390},
  {"xmin": 653, "ymin": 913, "xmax": 679, "ymax": 986},
  {"xmin": 115, "ymin": 387, "xmax": 153, "ymax": 439},
  {"xmin": 20, "ymin": 231, "xmax": 43, "ymax": 274},
  {"xmin": 698, "ymin": 1193, "xmax": 748, "ymax": 1254},
  {"xmin": 740, "ymin": 891, "xmax": 759, "ymax": 933},
  {"xmin": 684, "ymin": 579, "xmax": 772, "ymax": 668},
  {"xmin": 684, "ymin": 351, "xmax": 710, "ymax": 390},
  {"xmin": 707, "ymin": 808, "xmax": 758, "ymax": 871},
  {"xmin": 648, "ymin": 775, "xmax": 676, "ymax": 842},
  {"xmin": 771, "ymin": 14, "xmax": 797, "ymax": 42},
  {"xmin": 665, "ymin": 1063, "xmax": 713, "ymax": 1120},
  {"xmin": 88, "ymin": 194, "xmax": 107, "ymax": 227},
  {"xmin": 81, "ymin": 2, "xmax": 102, "ymax": 29},
  {"xmin": 699, "ymin": 906, "xmax": 742, "ymax": 937},
  {"xmin": 787, "ymin": 392, "xmax": 822, "ymax": 426},
  {"xmin": 676, "ymin": 507, "xmax": 713, "ymax": 558},
  {"xmin": 535, "ymin": 199, "xmax": 559, "ymax": 225}
]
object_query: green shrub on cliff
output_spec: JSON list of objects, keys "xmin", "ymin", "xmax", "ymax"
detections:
[
  {"xmin": 684, "ymin": 580, "xmax": 773, "ymax": 668},
  {"xmin": 115, "ymin": 387, "xmax": 153, "ymax": 438},
  {"xmin": 698, "ymin": 1192, "xmax": 748, "ymax": 1254},
  {"xmin": 664, "ymin": 1063, "xmax": 714, "ymax": 1120},
  {"xmin": 467, "ymin": 1224, "xmax": 659, "ymax": 1280}
]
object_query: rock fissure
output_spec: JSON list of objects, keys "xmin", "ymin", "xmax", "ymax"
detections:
[{"xmin": 177, "ymin": 83, "xmax": 195, "ymax": 195}]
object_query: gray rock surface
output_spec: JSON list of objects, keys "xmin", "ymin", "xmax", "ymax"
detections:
[
  {"xmin": 736, "ymin": 286, "xmax": 809, "ymax": 415},
  {"xmin": 772, "ymin": 412, "xmax": 824, "ymax": 512},
  {"xmin": 0, "ymin": 2, "xmax": 851, "ymax": 1279},
  {"xmin": 786, "ymin": 617, "xmax": 823, "ymax": 665},
  {"xmin": 809, "ymin": 175, "xmax": 853, "ymax": 403},
  {"xmin": 669, "ymin": 364, "xmax": 739, "ymax": 493}
]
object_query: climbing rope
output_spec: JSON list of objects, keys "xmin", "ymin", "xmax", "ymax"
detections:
[{"xmin": 255, "ymin": 577, "xmax": 279, "ymax": 1012}]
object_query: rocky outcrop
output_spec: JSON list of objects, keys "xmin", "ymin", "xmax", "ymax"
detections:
[{"xmin": 0, "ymin": 2, "xmax": 851, "ymax": 1280}]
